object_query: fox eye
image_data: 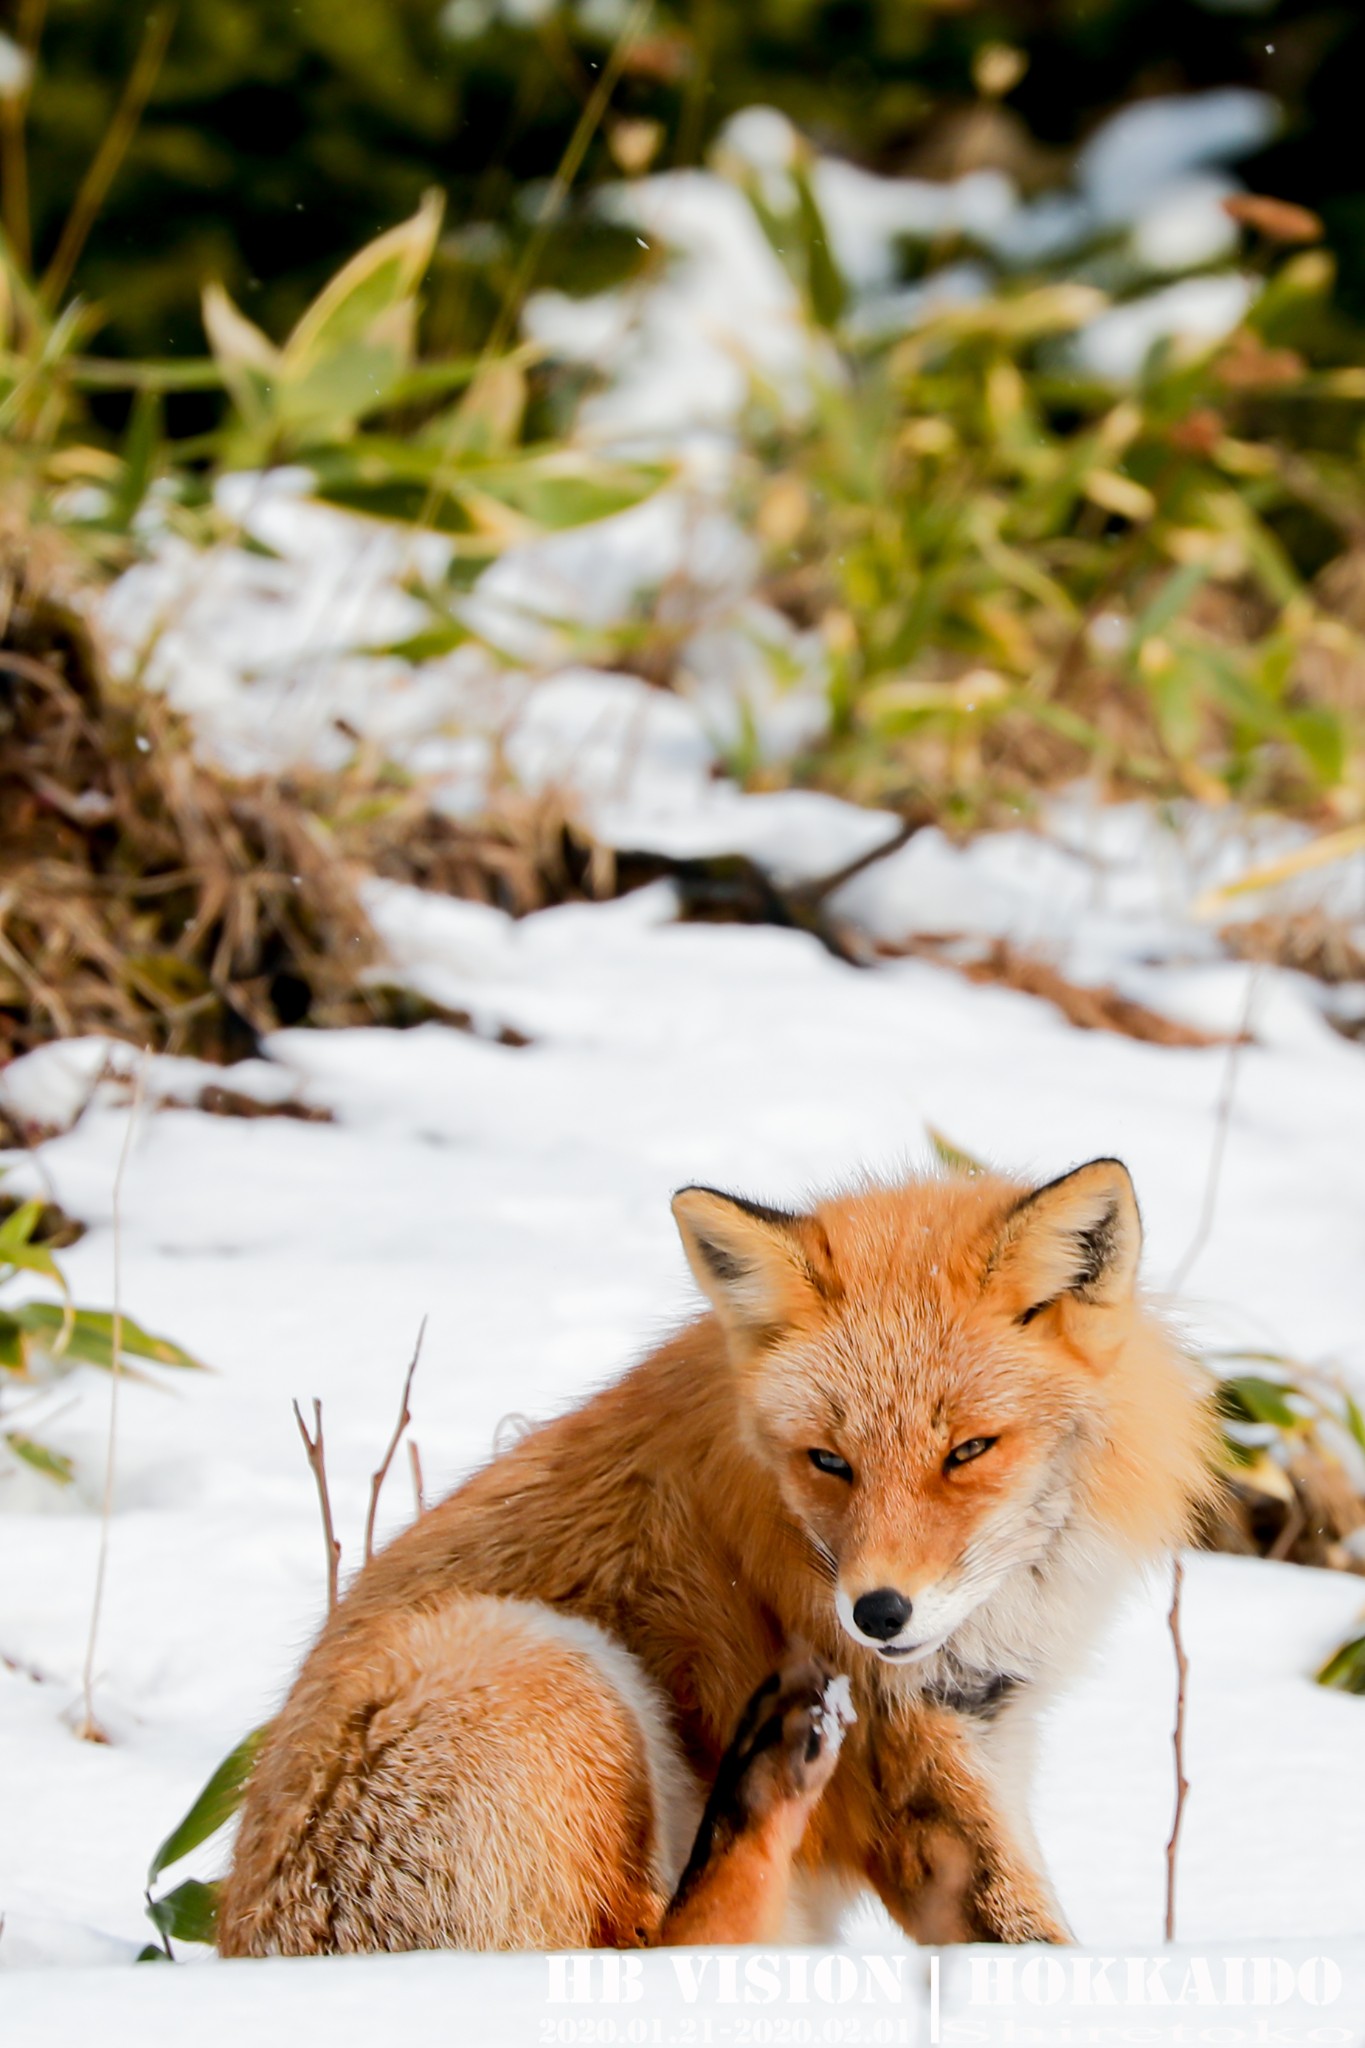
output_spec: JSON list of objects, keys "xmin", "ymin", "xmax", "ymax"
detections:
[
  {"xmin": 808, "ymin": 1448, "xmax": 853, "ymax": 1482},
  {"xmin": 945, "ymin": 1436, "xmax": 997, "ymax": 1471}
]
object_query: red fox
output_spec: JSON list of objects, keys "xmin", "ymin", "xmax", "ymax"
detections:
[{"xmin": 217, "ymin": 1159, "xmax": 1215, "ymax": 1956}]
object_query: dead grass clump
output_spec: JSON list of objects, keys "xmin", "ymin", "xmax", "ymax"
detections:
[
  {"xmin": 1221, "ymin": 911, "xmax": 1365, "ymax": 986},
  {"xmin": 192, "ymin": 1086, "xmax": 335, "ymax": 1124},
  {"xmin": 1200, "ymin": 1444, "xmax": 1365, "ymax": 1575},
  {"xmin": 0, "ymin": 1189, "xmax": 85, "ymax": 1246},
  {"xmin": 0, "ymin": 548, "xmax": 592, "ymax": 1062},
  {"xmin": 0, "ymin": 552, "xmax": 382, "ymax": 1059},
  {"xmin": 346, "ymin": 784, "xmax": 613, "ymax": 916}
]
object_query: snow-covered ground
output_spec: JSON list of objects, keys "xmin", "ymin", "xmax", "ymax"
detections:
[
  {"xmin": 4, "ymin": 832, "xmax": 1365, "ymax": 1991},
  {"xmin": 6, "ymin": 86, "xmax": 1365, "ymax": 2044}
]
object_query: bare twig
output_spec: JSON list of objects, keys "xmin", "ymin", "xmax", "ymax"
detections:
[
  {"xmin": 1168, "ymin": 966, "xmax": 1260, "ymax": 1296},
  {"xmin": 1267, "ymin": 1493, "xmax": 1306, "ymax": 1564},
  {"xmin": 77, "ymin": 1058, "xmax": 146, "ymax": 1742},
  {"xmin": 40, "ymin": 7, "xmax": 175, "ymax": 310},
  {"xmin": 293, "ymin": 1398, "xmax": 341, "ymax": 1614},
  {"xmin": 1164, "ymin": 1553, "xmax": 1190, "ymax": 1943},
  {"xmin": 482, "ymin": 0, "xmax": 649, "ymax": 363},
  {"xmin": 408, "ymin": 1438, "xmax": 425, "ymax": 1520},
  {"xmin": 406, "ymin": 0, "xmax": 651, "ymax": 571},
  {"xmin": 363, "ymin": 1318, "xmax": 426, "ymax": 1564},
  {"xmin": 0, "ymin": 0, "xmax": 47, "ymax": 276}
]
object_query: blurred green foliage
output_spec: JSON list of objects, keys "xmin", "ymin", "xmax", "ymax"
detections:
[
  {"xmin": 735, "ymin": 221, "xmax": 1365, "ymax": 819},
  {"xmin": 4, "ymin": 0, "xmax": 1365, "ymax": 831},
  {"xmin": 0, "ymin": 189, "xmax": 665, "ymax": 572},
  {"xmin": 10, "ymin": 0, "xmax": 1365, "ymax": 365},
  {"xmin": 0, "ymin": 1188, "xmax": 202, "ymax": 1483}
]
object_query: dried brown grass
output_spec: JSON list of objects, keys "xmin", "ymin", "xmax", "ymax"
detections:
[
  {"xmin": 0, "ymin": 555, "xmax": 380, "ymax": 1059},
  {"xmin": 1221, "ymin": 910, "xmax": 1365, "ymax": 987},
  {"xmin": 1200, "ymin": 1444, "xmax": 1365, "ymax": 1575},
  {"xmin": 347, "ymin": 783, "xmax": 612, "ymax": 916},
  {"xmin": 0, "ymin": 545, "xmax": 605, "ymax": 1063}
]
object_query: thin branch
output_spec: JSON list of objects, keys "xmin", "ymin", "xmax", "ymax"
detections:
[
  {"xmin": 78, "ymin": 1057, "xmax": 145, "ymax": 1742},
  {"xmin": 407, "ymin": 0, "xmax": 651, "ymax": 564},
  {"xmin": 363, "ymin": 1318, "xmax": 426, "ymax": 1564},
  {"xmin": 40, "ymin": 7, "xmax": 175, "ymax": 310},
  {"xmin": 293, "ymin": 1398, "xmax": 340, "ymax": 1615},
  {"xmin": 795, "ymin": 820, "xmax": 915, "ymax": 909},
  {"xmin": 408, "ymin": 1438, "xmax": 425, "ymax": 1520},
  {"xmin": 1164, "ymin": 1553, "xmax": 1190, "ymax": 1943},
  {"xmin": 1168, "ymin": 966, "xmax": 1260, "ymax": 1297},
  {"xmin": 0, "ymin": 0, "xmax": 47, "ymax": 275},
  {"xmin": 1267, "ymin": 1492, "xmax": 1306, "ymax": 1564},
  {"xmin": 484, "ymin": 0, "xmax": 650, "ymax": 363},
  {"xmin": 675, "ymin": 0, "xmax": 718, "ymax": 168}
]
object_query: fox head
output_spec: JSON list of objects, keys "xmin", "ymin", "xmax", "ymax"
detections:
[{"xmin": 673, "ymin": 1165, "xmax": 1213, "ymax": 1672}]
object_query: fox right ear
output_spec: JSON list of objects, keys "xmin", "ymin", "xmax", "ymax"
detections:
[
  {"xmin": 671, "ymin": 1187, "xmax": 829, "ymax": 1351},
  {"xmin": 990, "ymin": 1158, "xmax": 1142, "ymax": 1325}
]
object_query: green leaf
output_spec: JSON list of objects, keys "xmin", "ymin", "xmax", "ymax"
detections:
[
  {"xmin": 148, "ymin": 1724, "xmax": 270, "ymax": 1883},
  {"xmin": 1146, "ymin": 654, "xmax": 1204, "ymax": 761},
  {"xmin": 206, "ymin": 194, "xmax": 447, "ymax": 460},
  {"xmin": 109, "ymin": 387, "xmax": 163, "ymax": 534},
  {"xmin": 145, "ymin": 1878, "xmax": 220, "ymax": 1948},
  {"xmin": 1130, "ymin": 560, "xmax": 1211, "ymax": 652},
  {"xmin": 926, "ymin": 1124, "xmax": 986, "ymax": 1175},
  {"xmin": 791, "ymin": 165, "xmax": 847, "ymax": 332},
  {"xmin": 0, "ymin": 1312, "xmax": 27, "ymax": 1373},
  {"xmin": 10, "ymin": 1302, "xmax": 204, "ymax": 1372},
  {"xmin": 4, "ymin": 1430, "xmax": 75, "ymax": 1483},
  {"xmin": 284, "ymin": 191, "xmax": 442, "ymax": 369},
  {"xmin": 274, "ymin": 333, "xmax": 413, "ymax": 442},
  {"xmin": 1316, "ymin": 1633, "xmax": 1365, "ymax": 1695},
  {"xmin": 1220, "ymin": 1430, "xmax": 1260, "ymax": 1469},
  {"xmin": 1286, "ymin": 706, "xmax": 1346, "ymax": 787},
  {"xmin": 0, "ymin": 1200, "xmax": 44, "ymax": 1255},
  {"xmin": 383, "ymin": 356, "xmax": 483, "ymax": 408},
  {"xmin": 307, "ymin": 437, "xmax": 668, "ymax": 538},
  {"xmin": 0, "ymin": 1199, "xmax": 67, "ymax": 1297},
  {"xmin": 1344, "ymin": 1393, "xmax": 1365, "ymax": 1455},
  {"xmin": 362, "ymin": 622, "xmax": 473, "ymax": 664},
  {"xmin": 201, "ymin": 282, "xmax": 279, "ymax": 437},
  {"xmin": 458, "ymin": 454, "xmax": 671, "ymax": 532},
  {"xmin": 0, "ymin": 1240, "xmax": 67, "ymax": 1289},
  {"xmin": 1214, "ymin": 1374, "xmax": 1302, "ymax": 1433},
  {"xmin": 136, "ymin": 1943, "xmax": 173, "ymax": 1963}
]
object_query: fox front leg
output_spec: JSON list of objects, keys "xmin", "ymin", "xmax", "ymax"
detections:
[
  {"xmin": 657, "ymin": 1658, "xmax": 854, "ymax": 1947},
  {"xmin": 860, "ymin": 1704, "xmax": 1069, "ymax": 1945}
]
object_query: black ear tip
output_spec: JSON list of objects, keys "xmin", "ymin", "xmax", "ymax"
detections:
[
  {"xmin": 672, "ymin": 1187, "xmax": 798, "ymax": 1229},
  {"xmin": 1060, "ymin": 1158, "xmax": 1138, "ymax": 1209},
  {"xmin": 1015, "ymin": 1156, "xmax": 1134, "ymax": 1216}
]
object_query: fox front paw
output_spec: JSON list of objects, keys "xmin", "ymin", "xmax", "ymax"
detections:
[{"xmin": 727, "ymin": 1657, "xmax": 855, "ymax": 1820}]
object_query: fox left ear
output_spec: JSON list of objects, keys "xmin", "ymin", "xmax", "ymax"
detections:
[
  {"xmin": 990, "ymin": 1159, "xmax": 1141, "ymax": 1323},
  {"xmin": 671, "ymin": 1187, "xmax": 831, "ymax": 1352}
]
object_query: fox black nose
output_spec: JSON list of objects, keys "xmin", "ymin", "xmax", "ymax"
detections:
[{"xmin": 852, "ymin": 1588, "xmax": 913, "ymax": 1641}]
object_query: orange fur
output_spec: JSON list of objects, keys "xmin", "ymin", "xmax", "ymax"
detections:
[{"xmin": 218, "ymin": 1161, "xmax": 1216, "ymax": 1957}]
